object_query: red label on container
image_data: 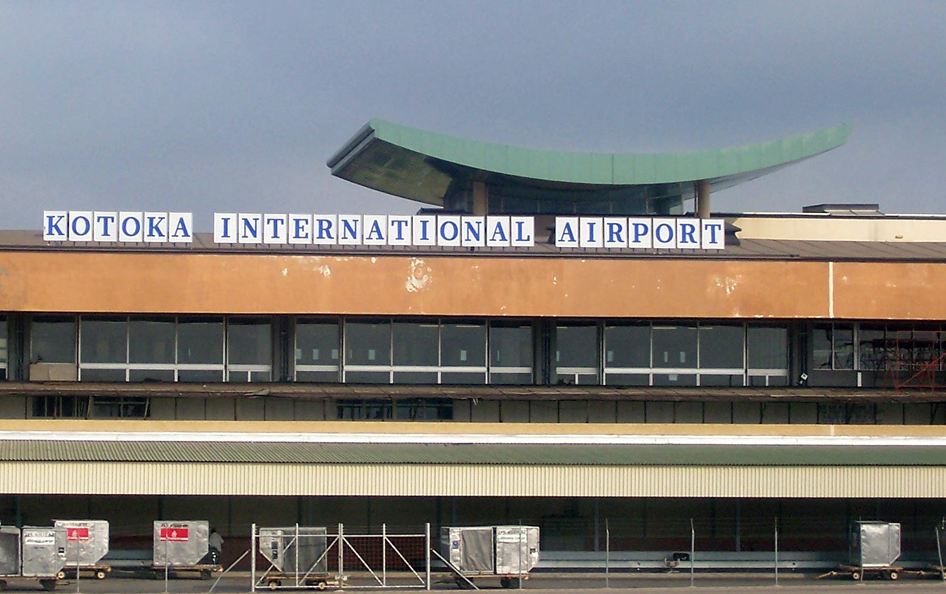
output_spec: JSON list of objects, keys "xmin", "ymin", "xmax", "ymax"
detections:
[
  {"xmin": 66, "ymin": 527, "xmax": 90, "ymax": 541},
  {"xmin": 159, "ymin": 527, "xmax": 189, "ymax": 542}
]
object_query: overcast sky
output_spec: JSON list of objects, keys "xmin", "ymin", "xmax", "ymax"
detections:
[{"xmin": 2, "ymin": 0, "xmax": 945, "ymax": 230}]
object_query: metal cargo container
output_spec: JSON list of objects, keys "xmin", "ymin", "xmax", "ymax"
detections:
[
  {"xmin": 851, "ymin": 522, "xmax": 901, "ymax": 568},
  {"xmin": 21, "ymin": 526, "xmax": 66, "ymax": 578},
  {"xmin": 53, "ymin": 520, "xmax": 109, "ymax": 567},
  {"xmin": 0, "ymin": 527, "xmax": 20, "ymax": 576},
  {"xmin": 441, "ymin": 526, "xmax": 540, "ymax": 577},
  {"xmin": 153, "ymin": 521, "xmax": 210, "ymax": 567},
  {"xmin": 258, "ymin": 526, "xmax": 328, "ymax": 576}
]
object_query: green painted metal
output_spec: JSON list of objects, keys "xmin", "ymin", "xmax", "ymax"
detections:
[
  {"xmin": 328, "ymin": 119, "xmax": 850, "ymax": 206},
  {"xmin": 0, "ymin": 440, "xmax": 937, "ymax": 467}
]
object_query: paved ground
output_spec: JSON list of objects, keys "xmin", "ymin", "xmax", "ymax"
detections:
[{"xmin": 8, "ymin": 571, "xmax": 946, "ymax": 593}]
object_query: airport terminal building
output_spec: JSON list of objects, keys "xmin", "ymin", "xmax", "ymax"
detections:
[{"xmin": 2, "ymin": 119, "xmax": 946, "ymax": 562}]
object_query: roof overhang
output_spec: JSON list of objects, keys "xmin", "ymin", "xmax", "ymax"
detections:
[{"xmin": 327, "ymin": 119, "xmax": 851, "ymax": 206}]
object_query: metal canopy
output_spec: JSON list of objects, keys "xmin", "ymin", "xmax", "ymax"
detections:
[{"xmin": 328, "ymin": 119, "xmax": 851, "ymax": 207}]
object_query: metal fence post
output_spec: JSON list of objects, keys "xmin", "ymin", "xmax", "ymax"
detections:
[
  {"xmin": 689, "ymin": 518, "xmax": 695, "ymax": 588},
  {"xmin": 425, "ymin": 522, "xmax": 431, "ymax": 591},
  {"xmin": 605, "ymin": 518, "xmax": 610, "ymax": 589},
  {"xmin": 250, "ymin": 523, "xmax": 257, "ymax": 593},
  {"xmin": 163, "ymin": 536, "xmax": 169, "ymax": 594},
  {"xmin": 936, "ymin": 525, "xmax": 945, "ymax": 582},
  {"xmin": 774, "ymin": 516, "xmax": 779, "ymax": 586},
  {"xmin": 74, "ymin": 535, "xmax": 80, "ymax": 594},
  {"xmin": 382, "ymin": 523, "xmax": 387, "ymax": 587},
  {"xmin": 338, "ymin": 523, "xmax": 344, "ymax": 584}
]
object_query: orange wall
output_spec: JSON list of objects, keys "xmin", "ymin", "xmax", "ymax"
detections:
[
  {"xmin": 0, "ymin": 251, "xmax": 842, "ymax": 318},
  {"xmin": 0, "ymin": 250, "xmax": 942, "ymax": 319}
]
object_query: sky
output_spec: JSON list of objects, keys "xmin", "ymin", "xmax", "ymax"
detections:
[{"xmin": 1, "ymin": 0, "xmax": 945, "ymax": 230}]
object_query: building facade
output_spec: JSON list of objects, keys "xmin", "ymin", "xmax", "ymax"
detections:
[{"xmin": 1, "ymin": 120, "xmax": 945, "ymax": 563}]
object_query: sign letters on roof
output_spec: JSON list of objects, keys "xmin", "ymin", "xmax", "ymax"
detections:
[{"xmin": 42, "ymin": 211, "xmax": 725, "ymax": 250}]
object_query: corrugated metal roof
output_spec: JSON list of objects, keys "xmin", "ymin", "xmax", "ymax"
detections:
[{"xmin": 1, "ymin": 440, "xmax": 945, "ymax": 466}]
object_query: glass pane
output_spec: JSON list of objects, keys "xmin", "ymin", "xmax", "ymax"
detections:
[
  {"xmin": 129, "ymin": 319, "xmax": 175, "ymax": 364},
  {"xmin": 250, "ymin": 370, "xmax": 272, "ymax": 382},
  {"xmin": 346, "ymin": 321, "xmax": 391, "ymax": 365},
  {"xmin": 0, "ymin": 316, "xmax": 7, "ymax": 374},
  {"xmin": 393, "ymin": 322, "xmax": 438, "ymax": 366},
  {"xmin": 652, "ymin": 325, "xmax": 697, "ymax": 368},
  {"xmin": 32, "ymin": 316, "xmax": 76, "ymax": 363},
  {"xmin": 296, "ymin": 370, "xmax": 340, "ymax": 382},
  {"xmin": 440, "ymin": 372, "xmax": 486, "ymax": 385},
  {"xmin": 228, "ymin": 319, "xmax": 271, "ymax": 365},
  {"xmin": 490, "ymin": 324, "xmax": 532, "ymax": 368},
  {"xmin": 857, "ymin": 324, "xmax": 886, "ymax": 370},
  {"xmin": 79, "ymin": 368, "xmax": 126, "ymax": 382},
  {"xmin": 700, "ymin": 374, "xmax": 745, "ymax": 387},
  {"xmin": 393, "ymin": 371, "xmax": 438, "ymax": 384},
  {"xmin": 605, "ymin": 373, "xmax": 649, "ymax": 386},
  {"xmin": 605, "ymin": 324, "xmax": 650, "ymax": 368},
  {"xmin": 653, "ymin": 373, "xmax": 697, "ymax": 386},
  {"xmin": 345, "ymin": 371, "xmax": 389, "ymax": 384},
  {"xmin": 833, "ymin": 324, "xmax": 854, "ymax": 370},
  {"xmin": 811, "ymin": 324, "xmax": 833, "ymax": 369},
  {"xmin": 81, "ymin": 319, "xmax": 127, "ymax": 364},
  {"xmin": 489, "ymin": 372, "xmax": 532, "ymax": 385},
  {"xmin": 178, "ymin": 369, "xmax": 223, "ymax": 382},
  {"xmin": 364, "ymin": 400, "xmax": 391, "ymax": 419},
  {"xmin": 395, "ymin": 399, "xmax": 452, "ymax": 421},
  {"xmin": 748, "ymin": 326, "xmax": 789, "ymax": 370},
  {"xmin": 699, "ymin": 324, "xmax": 744, "ymax": 369},
  {"xmin": 913, "ymin": 325, "xmax": 941, "ymax": 369},
  {"xmin": 296, "ymin": 321, "xmax": 339, "ymax": 365},
  {"xmin": 178, "ymin": 318, "xmax": 224, "ymax": 364},
  {"xmin": 556, "ymin": 325, "xmax": 598, "ymax": 368},
  {"xmin": 441, "ymin": 323, "xmax": 486, "ymax": 366},
  {"xmin": 129, "ymin": 369, "xmax": 174, "ymax": 382}
]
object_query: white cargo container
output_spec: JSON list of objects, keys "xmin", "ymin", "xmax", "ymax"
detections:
[
  {"xmin": 53, "ymin": 520, "xmax": 110, "ymax": 580},
  {"xmin": 440, "ymin": 525, "xmax": 539, "ymax": 588},
  {"xmin": 0, "ymin": 525, "xmax": 65, "ymax": 591}
]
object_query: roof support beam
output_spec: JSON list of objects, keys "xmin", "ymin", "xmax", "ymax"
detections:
[{"xmin": 696, "ymin": 179, "xmax": 711, "ymax": 218}]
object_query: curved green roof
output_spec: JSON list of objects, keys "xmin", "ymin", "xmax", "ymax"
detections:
[{"xmin": 328, "ymin": 119, "xmax": 850, "ymax": 207}]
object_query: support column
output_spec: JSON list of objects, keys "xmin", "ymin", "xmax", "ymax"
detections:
[
  {"xmin": 472, "ymin": 180, "xmax": 488, "ymax": 215},
  {"xmin": 695, "ymin": 179, "xmax": 711, "ymax": 218}
]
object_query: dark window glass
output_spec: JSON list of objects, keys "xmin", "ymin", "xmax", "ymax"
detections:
[
  {"xmin": 556, "ymin": 325, "xmax": 598, "ymax": 368},
  {"xmin": 295, "ymin": 321, "xmax": 339, "ymax": 365},
  {"xmin": 489, "ymin": 371, "xmax": 532, "ymax": 385},
  {"xmin": 80, "ymin": 318, "xmax": 126, "ymax": 364},
  {"xmin": 345, "ymin": 370, "xmax": 389, "ymax": 384},
  {"xmin": 129, "ymin": 369, "xmax": 174, "ymax": 382},
  {"xmin": 178, "ymin": 369, "xmax": 223, "ymax": 382},
  {"xmin": 441, "ymin": 323, "xmax": 486, "ymax": 367},
  {"xmin": 129, "ymin": 319, "xmax": 175, "ymax": 364},
  {"xmin": 440, "ymin": 372, "xmax": 486, "ymax": 384},
  {"xmin": 833, "ymin": 324, "xmax": 854, "ymax": 369},
  {"xmin": 392, "ymin": 371, "xmax": 438, "ymax": 384},
  {"xmin": 92, "ymin": 397, "xmax": 148, "ymax": 418},
  {"xmin": 490, "ymin": 324, "xmax": 532, "ymax": 368},
  {"xmin": 698, "ymin": 324, "xmax": 744, "ymax": 369},
  {"xmin": 346, "ymin": 321, "xmax": 391, "ymax": 365},
  {"xmin": 0, "ymin": 316, "xmax": 7, "ymax": 379},
  {"xmin": 393, "ymin": 322, "xmax": 438, "ymax": 366},
  {"xmin": 79, "ymin": 368, "xmax": 125, "ymax": 382},
  {"xmin": 31, "ymin": 316, "xmax": 76, "ymax": 363},
  {"xmin": 605, "ymin": 373, "xmax": 649, "ymax": 386},
  {"xmin": 700, "ymin": 374, "xmax": 745, "ymax": 387},
  {"xmin": 748, "ymin": 326, "xmax": 789, "ymax": 370},
  {"xmin": 228, "ymin": 319, "xmax": 271, "ymax": 365},
  {"xmin": 178, "ymin": 318, "xmax": 223, "ymax": 364},
  {"xmin": 653, "ymin": 373, "xmax": 697, "ymax": 386},
  {"xmin": 32, "ymin": 396, "xmax": 88, "ymax": 418},
  {"xmin": 395, "ymin": 399, "xmax": 452, "ymax": 421},
  {"xmin": 652, "ymin": 325, "xmax": 697, "ymax": 368},
  {"xmin": 811, "ymin": 324, "xmax": 833, "ymax": 369},
  {"xmin": 605, "ymin": 324, "xmax": 650, "ymax": 368},
  {"xmin": 296, "ymin": 370, "xmax": 339, "ymax": 382},
  {"xmin": 858, "ymin": 324, "xmax": 887, "ymax": 370},
  {"xmin": 912, "ymin": 325, "xmax": 941, "ymax": 370}
]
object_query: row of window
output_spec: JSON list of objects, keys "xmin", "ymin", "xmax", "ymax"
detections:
[{"xmin": 7, "ymin": 316, "xmax": 946, "ymax": 386}]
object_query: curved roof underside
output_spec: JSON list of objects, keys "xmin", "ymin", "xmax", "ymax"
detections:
[{"xmin": 328, "ymin": 119, "xmax": 851, "ymax": 206}]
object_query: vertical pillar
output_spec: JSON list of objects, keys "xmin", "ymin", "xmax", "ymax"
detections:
[
  {"xmin": 695, "ymin": 180, "xmax": 711, "ymax": 218},
  {"xmin": 472, "ymin": 180, "xmax": 488, "ymax": 215}
]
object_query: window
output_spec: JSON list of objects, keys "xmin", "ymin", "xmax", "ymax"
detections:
[
  {"xmin": 652, "ymin": 324, "xmax": 697, "ymax": 386},
  {"xmin": 554, "ymin": 324, "xmax": 599, "ymax": 385},
  {"xmin": 31, "ymin": 396, "xmax": 148, "ymax": 418},
  {"xmin": 31, "ymin": 316, "xmax": 76, "ymax": 363},
  {"xmin": 698, "ymin": 324, "xmax": 744, "ymax": 386},
  {"xmin": 295, "ymin": 319, "xmax": 340, "ymax": 382},
  {"xmin": 336, "ymin": 398, "xmax": 452, "ymax": 421},
  {"xmin": 0, "ymin": 316, "xmax": 6, "ymax": 381},
  {"xmin": 227, "ymin": 318, "xmax": 272, "ymax": 382},
  {"xmin": 747, "ymin": 325, "xmax": 789, "ymax": 386},
  {"xmin": 441, "ymin": 322, "xmax": 487, "ymax": 384},
  {"xmin": 489, "ymin": 322, "xmax": 533, "ymax": 384},
  {"xmin": 604, "ymin": 323, "xmax": 650, "ymax": 386},
  {"xmin": 812, "ymin": 323, "xmax": 854, "ymax": 370}
]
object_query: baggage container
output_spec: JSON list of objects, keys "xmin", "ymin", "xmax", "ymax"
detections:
[
  {"xmin": 441, "ymin": 525, "xmax": 539, "ymax": 588},
  {"xmin": 258, "ymin": 526, "xmax": 328, "ymax": 576},
  {"xmin": 852, "ymin": 521, "xmax": 901, "ymax": 569},
  {"xmin": 153, "ymin": 520, "xmax": 209, "ymax": 567},
  {"xmin": 53, "ymin": 520, "xmax": 110, "ymax": 579}
]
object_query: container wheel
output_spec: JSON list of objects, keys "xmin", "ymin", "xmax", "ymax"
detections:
[
  {"xmin": 317, "ymin": 581, "xmax": 327, "ymax": 590},
  {"xmin": 95, "ymin": 570, "xmax": 107, "ymax": 580},
  {"xmin": 889, "ymin": 570, "xmax": 899, "ymax": 580},
  {"xmin": 56, "ymin": 570, "xmax": 66, "ymax": 580},
  {"xmin": 268, "ymin": 579, "xmax": 281, "ymax": 590},
  {"xmin": 851, "ymin": 570, "xmax": 861, "ymax": 580}
]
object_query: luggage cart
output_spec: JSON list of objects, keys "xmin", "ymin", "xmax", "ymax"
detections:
[
  {"xmin": 0, "ymin": 525, "xmax": 65, "ymax": 591},
  {"xmin": 256, "ymin": 525, "xmax": 345, "ymax": 591},
  {"xmin": 819, "ymin": 521, "xmax": 904, "ymax": 581},
  {"xmin": 52, "ymin": 520, "xmax": 111, "ymax": 580},
  {"xmin": 151, "ymin": 521, "xmax": 222, "ymax": 580},
  {"xmin": 440, "ymin": 526, "xmax": 539, "ymax": 589}
]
